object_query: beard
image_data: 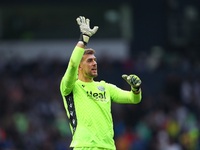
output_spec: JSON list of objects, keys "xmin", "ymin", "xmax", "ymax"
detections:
[{"xmin": 86, "ymin": 71, "xmax": 98, "ymax": 78}]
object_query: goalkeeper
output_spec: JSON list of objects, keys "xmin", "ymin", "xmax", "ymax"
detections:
[{"xmin": 60, "ymin": 16, "xmax": 142, "ymax": 150}]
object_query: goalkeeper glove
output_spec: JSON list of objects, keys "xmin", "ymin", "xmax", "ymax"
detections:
[
  {"xmin": 76, "ymin": 16, "xmax": 99, "ymax": 46},
  {"xmin": 122, "ymin": 74, "xmax": 142, "ymax": 94}
]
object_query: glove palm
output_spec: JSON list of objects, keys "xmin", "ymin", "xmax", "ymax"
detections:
[{"xmin": 76, "ymin": 16, "xmax": 98, "ymax": 45}]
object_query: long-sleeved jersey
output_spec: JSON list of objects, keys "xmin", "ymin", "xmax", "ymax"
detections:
[{"xmin": 60, "ymin": 46, "xmax": 142, "ymax": 149}]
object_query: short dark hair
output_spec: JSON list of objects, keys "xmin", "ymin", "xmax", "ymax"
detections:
[
  {"xmin": 80, "ymin": 49, "xmax": 96, "ymax": 62},
  {"xmin": 84, "ymin": 48, "xmax": 95, "ymax": 55}
]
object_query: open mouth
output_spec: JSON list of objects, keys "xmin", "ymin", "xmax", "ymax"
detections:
[{"xmin": 92, "ymin": 68, "xmax": 97, "ymax": 71}]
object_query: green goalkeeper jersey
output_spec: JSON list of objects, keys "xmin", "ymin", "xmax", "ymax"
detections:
[{"xmin": 60, "ymin": 46, "xmax": 141, "ymax": 149}]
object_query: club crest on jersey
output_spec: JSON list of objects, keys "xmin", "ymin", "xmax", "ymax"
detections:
[{"xmin": 97, "ymin": 86, "xmax": 105, "ymax": 92}]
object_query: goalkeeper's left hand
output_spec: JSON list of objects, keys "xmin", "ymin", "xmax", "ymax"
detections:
[{"xmin": 122, "ymin": 74, "xmax": 142, "ymax": 94}]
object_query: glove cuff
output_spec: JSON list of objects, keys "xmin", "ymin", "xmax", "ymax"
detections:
[
  {"xmin": 79, "ymin": 33, "xmax": 90, "ymax": 46},
  {"xmin": 131, "ymin": 86, "xmax": 141, "ymax": 94}
]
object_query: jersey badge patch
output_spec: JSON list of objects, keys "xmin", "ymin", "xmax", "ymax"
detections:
[{"xmin": 97, "ymin": 86, "xmax": 105, "ymax": 92}]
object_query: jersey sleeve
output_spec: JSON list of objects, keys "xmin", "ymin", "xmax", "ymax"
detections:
[
  {"xmin": 60, "ymin": 46, "xmax": 85, "ymax": 96},
  {"xmin": 107, "ymin": 83, "xmax": 142, "ymax": 104}
]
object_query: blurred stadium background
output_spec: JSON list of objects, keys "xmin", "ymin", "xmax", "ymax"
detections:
[{"xmin": 0, "ymin": 0, "xmax": 200, "ymax": 150}]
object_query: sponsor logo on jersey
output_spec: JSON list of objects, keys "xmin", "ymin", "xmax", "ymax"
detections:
[{"xmin": 86, "ymin": 91, "xmax": 108, "ymax": 103}]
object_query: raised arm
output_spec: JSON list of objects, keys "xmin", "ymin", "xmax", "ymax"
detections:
[
  {"xmin": 60, "ymin": 16, "xmax": 98, "ymax": 95},
  {"xmin": 60, "ymin": 44, "xmax": 85, "ymax": 95}
]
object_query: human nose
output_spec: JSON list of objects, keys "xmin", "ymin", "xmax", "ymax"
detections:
[{"xmin": 93, "ymin": 60, "xmax": 97, "ymax": 65}]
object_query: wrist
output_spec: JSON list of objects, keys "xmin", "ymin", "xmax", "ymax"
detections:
[
  {"xmin": 77, "ymin": 41, "xmax": 85, "ymax": 48},
  {"xmin": 79, "ymin": 33, "xmax": 90, "ymax": 46},
  {"xmin": 78, "ymin": 41, "xmax": 84, "ymax": 45},
  {"xmin": 131, "ymin": 87, "xmax": 141, "ymax": 94}
]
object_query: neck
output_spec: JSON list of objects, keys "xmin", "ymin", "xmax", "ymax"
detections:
[{"xmin": 78, "ymin": 75, "xmax": 94, "ymax": 82}]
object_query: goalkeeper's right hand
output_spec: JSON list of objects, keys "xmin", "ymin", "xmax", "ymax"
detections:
[{"xmin": 76, "ymin": 16, "xmax": 99, "ymax": 46}]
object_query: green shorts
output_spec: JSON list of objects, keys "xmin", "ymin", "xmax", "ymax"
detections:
[{"xmin": 72, "ymin": 147, "xmax": 113, "ymax": 150}]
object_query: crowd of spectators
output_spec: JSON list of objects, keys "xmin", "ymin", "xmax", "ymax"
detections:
[{"xmin": 0, "ymin": 47, "xmax": 200, "ymax": 150}]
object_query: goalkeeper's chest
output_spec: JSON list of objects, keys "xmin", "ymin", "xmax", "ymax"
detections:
[{"xmin": 74, "ymin": 83, "xmax": 111, "ymax": 104}]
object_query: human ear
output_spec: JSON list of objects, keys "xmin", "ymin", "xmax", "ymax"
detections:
[{"xmin": 79, "ymin": 65, "xmax": 83, "ymax": 70}]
